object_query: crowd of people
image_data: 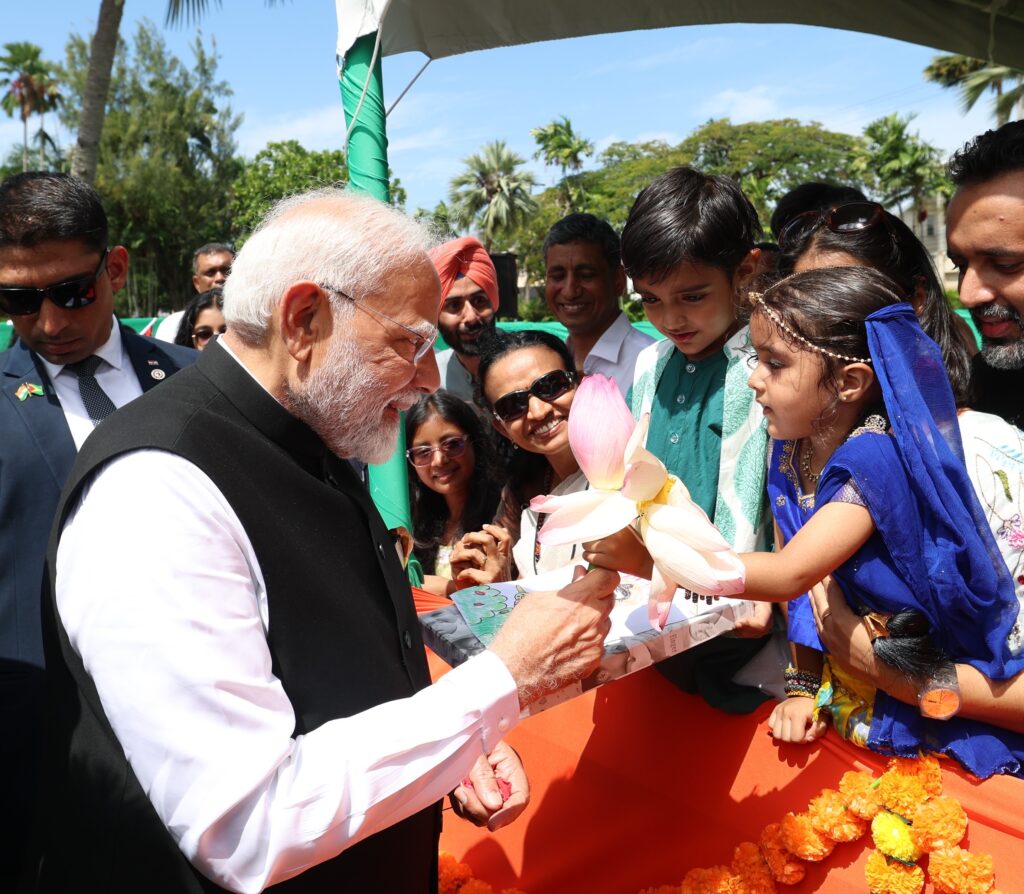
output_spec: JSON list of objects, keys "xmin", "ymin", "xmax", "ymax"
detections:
[{"xmin": 0, "ymin": 117, "xmax": 1021, "ymax": 892}]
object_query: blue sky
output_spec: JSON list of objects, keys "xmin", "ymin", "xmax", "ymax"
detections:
[{"xmin": 3, "ymin": 1, "xmax": 997, "ymax": 214}]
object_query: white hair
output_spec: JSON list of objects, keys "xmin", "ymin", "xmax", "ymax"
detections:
[{"xmin": 223, "ymin": 187, "xmax": 436, "ymax": 345}]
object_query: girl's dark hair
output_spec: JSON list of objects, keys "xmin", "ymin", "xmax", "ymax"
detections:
[
  {"xmin": 476, "ymin": 328, "xmax": 576, "ymax": 511},
  {"xmin": 620, "ymin": 166, "xmax": 761, "ymax": 284},
  {"xmin": 174, "ymin": 288, "xmax": 224, "ymax": 347},
  {"xmin": 760, "ymin": 266, "xmax": 952, "ymax": 681},
  {"xmin": 404, "ymin": 390, "xmax": 501, "ymax": 574},
  {"xmin": 782, "ymin": 210, "xmax": 972, "ymax": 405}
]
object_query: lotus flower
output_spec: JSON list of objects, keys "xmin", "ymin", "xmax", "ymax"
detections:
[{"xmin": 530, "ymin": 373, "xmax": 745, "ymax": 628}]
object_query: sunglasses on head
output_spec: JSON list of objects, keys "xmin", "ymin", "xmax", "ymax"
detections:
[
  {"xmin": 0, "ymin": 248, "xmax": 109, "ymax": 317},
  {"xmin": 192, "ymin": 324, "xmax": 226, "ymax": 346},
  {"xmin": 492, "ymin": 369, "xmax": 576, "ymax": 422},
  {"xmin": 406, "ymin": 435, "xmax": 468, "ymax": 467},
  {"xmin": 778, "ymin": 202, "xmax": 886, "ymax": 252}
]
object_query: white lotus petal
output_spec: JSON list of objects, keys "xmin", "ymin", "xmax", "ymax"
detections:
[
  {"xmin": 648, "ymin": 565, "xmax": 676, "ymax": 631},
  {"xmin": 645, "ymin": 501, "xmax": 732, "ymax": 553},
  {"xmin": 537, "ymin": 490, "xmax": 638, "ymax": 546},
  {"xmin": 644, "ymin": 525, "xmax": 725, "ymax": 594},
  {"xmin": 624, "ymin": 412, "xmax": 651, "ymax": 462},
  {"xmin": 621, "ymin": 458, "xmax": 666, "ymax": 502}
]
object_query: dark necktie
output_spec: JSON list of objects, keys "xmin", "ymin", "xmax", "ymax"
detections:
[{"xmin": 66, "ymin": 355, "xmax": 117, "ymax": 425}]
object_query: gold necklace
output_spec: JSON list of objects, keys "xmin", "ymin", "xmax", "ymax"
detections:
[{"xmin": 800, "ymin": 440, "xmax": 821, "ymax": 484}]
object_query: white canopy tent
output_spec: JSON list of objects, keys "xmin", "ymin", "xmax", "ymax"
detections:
[{"xmin": 336, "ymin": 0, "xmax": 1024, "ymax": 69}]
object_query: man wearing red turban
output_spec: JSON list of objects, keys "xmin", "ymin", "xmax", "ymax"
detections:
[{"xmin": 428, "ymin": 236, "xmax": 499, "ymax": 403}]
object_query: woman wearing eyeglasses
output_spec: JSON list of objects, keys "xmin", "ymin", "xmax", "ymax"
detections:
[
  {"xmin": 174, "ymin": 288, "xmax": 226, "ymax": 351},
  {"xmin": 455, "ymin": 329, "xmax": 586, "ymax": 581},
  {"xmin": 405, "ymin": 390, "xmax": 501, "ymax": 596}
]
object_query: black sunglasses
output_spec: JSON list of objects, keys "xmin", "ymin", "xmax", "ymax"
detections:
[
  {"xmin": 0, "ymin": 249, "xmax": 109, "ymax": 317},
  {"xmin": 778, "ymin": 202, "xmax": 886, "ymax": 252},
  {"xmin": 406, "ymin": 435, "xmax": 468, "ymax": 467},
  {"xmin": 492, "ymin": 369, "xmax": 576, "ymax": 422},
  {"xmin": 192, "ymin": 324, "xmax": 226, "ymax": 345}
]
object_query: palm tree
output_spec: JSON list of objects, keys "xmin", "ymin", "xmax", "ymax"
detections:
[
  {"xmin": 923, "ymin": 53, "xmax": 1024, "ymax": 125},
  {"xmin": 0, "ymin": 42, "xmax": 60, "ymax": 172},
  {"xmin": 531, "ymin": 116, "xmax": 594, "ymax": 212},
  {"xmin": 449, "ymin": 140, "xmax": 538, "ymax": 248},
  {"xmin": 71, "ymin": 0, "xmax": 282, "ymax": 184}
]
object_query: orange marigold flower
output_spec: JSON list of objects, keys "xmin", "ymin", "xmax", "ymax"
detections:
[
  {"xmin": 808, "ymin": 788, "xmax": 870, "ymax": 843},
  {"xmin": 459, "ymin": 880, "xmax": 493, "ymax": 894},
  {"xmin": 681, "ymin": 865, "xmax": 741, "ymax": 894},
  {"xmin": 839, "ymin": 770, "xmax": 882, "ymax": 819},
  {"xmin": 910, "ymin": 795, "xmax": 967, "ymax": 852},
  {"xmin": 875, "ymin": 771, "xmax": 929, "ymax": 820},
  {"xmin": 929, "ymin": 846, "xmax": 996, "ymax": 894},
  {"xmin": 731, "ymin": 842, "xmax": 777, "ymax": 893},
  {"xmin": 864, "ymin": 850, "xmax": 925, "ymax": 894},
  {"xmin": 438, "ymin": 852, "xmax": 474, "ymax": 894},
  {"xmin": 759, "ymin": 823, "xmax": 806, "ymax": 886},
  {"xmin": 887, "ymin": 755, "xmax": 943, "ymax": 797},
  {"xmin": 780, "ymin": 811, "xmax": 835, "ymax": 862}
]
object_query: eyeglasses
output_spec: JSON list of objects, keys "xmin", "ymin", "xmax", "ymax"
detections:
[
  {"xmin": 492, "ymin": 369, "xmax": 576, "ymax": 422},
  {"xmin": 192, "ymin": 324, "xmax": 226, "ymax": 346},
  {"xmin": 406, "ymin": 435, "xmax": 469, "ymax": 466},
  {"xmin": 322, "ymin": 286, "xmax": 437, "ymax": 365},
  {"xmin": 778, "ymin": 202, "xmax": 887, "ymax": 252},
  {"xmin": 0, "ymin": 249, "xmax": 109, "ymax": 316}
]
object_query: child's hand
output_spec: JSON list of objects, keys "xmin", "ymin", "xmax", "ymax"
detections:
[
  {"xmin": 451, "ymin": 525, "xmax": 511, "ymax": 586},
  {"xmin": 768, "ymin": 696, "xmax": 827, "ymax": 744},
  {"xmin": 582, "ymin": 525, "xmax": 654, "ymax": 577}
]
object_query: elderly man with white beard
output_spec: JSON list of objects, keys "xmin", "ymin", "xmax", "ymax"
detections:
[{"xmin": 27, "ymin": 189, "xmax": 617, "ymax": 894}]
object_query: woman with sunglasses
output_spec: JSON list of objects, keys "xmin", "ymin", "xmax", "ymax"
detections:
[
  {"xmin": 404, "ymin": 390, "xmax": 501, "ymax": 596},
  {"xmin": 455, "ymin": 329, "xmax": 585, "ymax": 581},
  {"xmin": 174, "ymin": 288, "xmax": 226, "ymax": 351}
]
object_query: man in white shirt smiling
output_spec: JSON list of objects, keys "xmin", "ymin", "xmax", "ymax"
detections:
[
  {"xmin": 543, "ymin": 213, "xmax": 654, "ymax": 396},
  {"xmin": 30, "ymin": 188, "xmax": 616, "ymax": 893}
]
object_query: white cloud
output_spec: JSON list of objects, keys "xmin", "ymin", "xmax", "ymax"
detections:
[
  {"xmin": 582, "ymin": 36, "xmax": 735, "ymax": 78},
  {"xmin": 236, "ymin": 104, "xmax": 346, "ymax": 157},
  {"xmin": 388, "ymin": 125, "xmax": 450, "ymax": 154},
  {"xmin": 698, "ymin": 86, "xmax": 778, "ymax": 122}
]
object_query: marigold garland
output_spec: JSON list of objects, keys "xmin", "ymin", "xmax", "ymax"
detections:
[
  {"xmin": 780, "ymin": 812, "xmax": 835, "ymax": 861},
  {"xmin": 864, "ymin": 850, "xmax": 924, "ymax": 894},
  {"xmin": 871, "ymin": 812, "xmax": 921, "ymax": 864},
  {"xmin": 839, "ymin": 770, "xmax": 882, "ymax": 820},
  {"xmin": 929, "ymin": 845, "xmax": 996, "ymax": 894},
  {"xmin": 909, "ymin": 795, "xmax": 967, "ymax": 852},
  {"xmin": 807, "ymin": 788, "xmax": 869, "ymax": 843}
]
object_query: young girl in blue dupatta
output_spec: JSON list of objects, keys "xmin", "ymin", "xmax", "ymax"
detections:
[{"xmin": 743, "ymin": 265, "xmax": 1024, "ymax": 779}]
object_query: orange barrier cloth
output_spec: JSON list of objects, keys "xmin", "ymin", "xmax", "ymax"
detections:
[{"xmin": 416, "ymin": 611, "xmax": 1024, "ymax": 893}]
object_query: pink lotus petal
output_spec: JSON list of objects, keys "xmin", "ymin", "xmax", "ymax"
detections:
[
  {"xmin": 568, "ymin": 374, "xmax": 635, "ymax": 490},
  {"xmin": 621, "ymin": 458, "xmax": 666, "ymax": 502},
  {"xmin": 624, "ymin": 412, "xmax": 651, "ymax": 462},
  {"xmin": 536, "ymin": 490, "xmax": 638, "ymax": 546},
  {"xmin": 644, "ymin": 499, "xmax": 732, "ymax": 554},
  {"xmin": 648, "ymin": 565, "xmax": 676, "ymax": 631}
]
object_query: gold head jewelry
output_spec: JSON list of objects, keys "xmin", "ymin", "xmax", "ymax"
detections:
[{"xmin": 749, "ymin": 285, "xmax": 872, "ymax": 365}]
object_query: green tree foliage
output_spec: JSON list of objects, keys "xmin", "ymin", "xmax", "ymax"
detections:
[
  {"xmin": 413, "ymin": 200, "xmax": 458, "ymax": 241},
  {"xmin": 853, "ymin": 114, "xmax": 950, "ymax": 219},
  {"xmin": 449, "ymin": 140, "xmax": 538, "ymax": 248},
  {"xmin": 531, "ymin": 115, "xmax": 594, "ymax": 212},
  {"xmin": 60, "ymin": 21, "xmax": 242, "ymax": 315},
  {"xmin": 230, "ymin": 140, "xmax": 348, "ymax": 243},
  {"xmin": 0, "ymin": 42, "xmax": 62, "ymax": 172},
  {"xmin": 924, "ymin": 53, "xmax": 1024, "ymax": 125}
]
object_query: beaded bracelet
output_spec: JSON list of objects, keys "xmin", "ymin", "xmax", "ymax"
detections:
[{"xmin": 783, "ymin": 665, "xmax": 822, "ymax": 699}]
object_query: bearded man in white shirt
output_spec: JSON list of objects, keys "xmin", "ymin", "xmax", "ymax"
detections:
[
  {"xmin": 543, "ymin": 213, "xmax": 654, "ymax": 396},
  {"xmin": 28, "ymin": 188, "xmax": 616, "ymax": 894}
]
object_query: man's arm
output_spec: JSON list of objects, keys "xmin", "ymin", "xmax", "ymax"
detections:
[{"xmin": 57, "ymin": 450, "xmax": 615, "ymax": 893}]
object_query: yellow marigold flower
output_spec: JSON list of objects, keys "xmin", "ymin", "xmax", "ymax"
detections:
[
  {"xmin": 759, "ymin": 823, "xmax": 806, "ymax": 886},
  {"xmin": 864, "ymin": 850, "xmax": 925, "ymax": 894},
  {"xmin": 839, "ymin": 770, "xmax": 882, "ymax": 820},
  {"xmin": 929, "ymin": 846, "xmax": 996, "ymax": 894},
  {"xmin": 460, "ymin": 880, "xmax": 493, "ymax": 894},
  {"xmin": 875, "ymin": 771, "xmax": 929, "ymax": 820},
  {"xmin": 780, "ymin": 811, "xmax": 835, "ymax": 862},
  {"xmin": 871, "ymin": 811, "xmax": 922, "ymax": 864},
  {"xmin": 910, "ymin": 795, "xmax": 967, "ymax": 852},
  {"xmin": 438, "ymin": 852, "xmax": 474, "ymax": 894},
  {"xmin": 808, "ymin": 788, "xmax": 870, "ymax": 843},
  {"xmin": 887, "ymin": 755, "xmax": 943, "ymax": 797},
  {"xmin": 681, "ymin": 865, "xmax": 741, "ymax": 893}
]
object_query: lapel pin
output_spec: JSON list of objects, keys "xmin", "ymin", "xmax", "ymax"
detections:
[
  {"xmin": 15, "ymin": 382, "xmax": 44, "ymax": 401},
  {"xmin": 147, "ymin": 359, "xmax": 159, "ymax": 366},
  {"xmin": 151, "ymin": 369, "xmax": 166, "ymax": 381}
]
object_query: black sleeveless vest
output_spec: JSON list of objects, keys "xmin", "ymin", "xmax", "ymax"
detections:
[{"xmin": 30, "ymin": 342, "xmax": 440, "ymax": 892}]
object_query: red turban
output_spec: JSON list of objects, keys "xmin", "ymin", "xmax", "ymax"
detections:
[{"xmin": 428, "ymin": 236, "xmax": 499, "ymax": 311}]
